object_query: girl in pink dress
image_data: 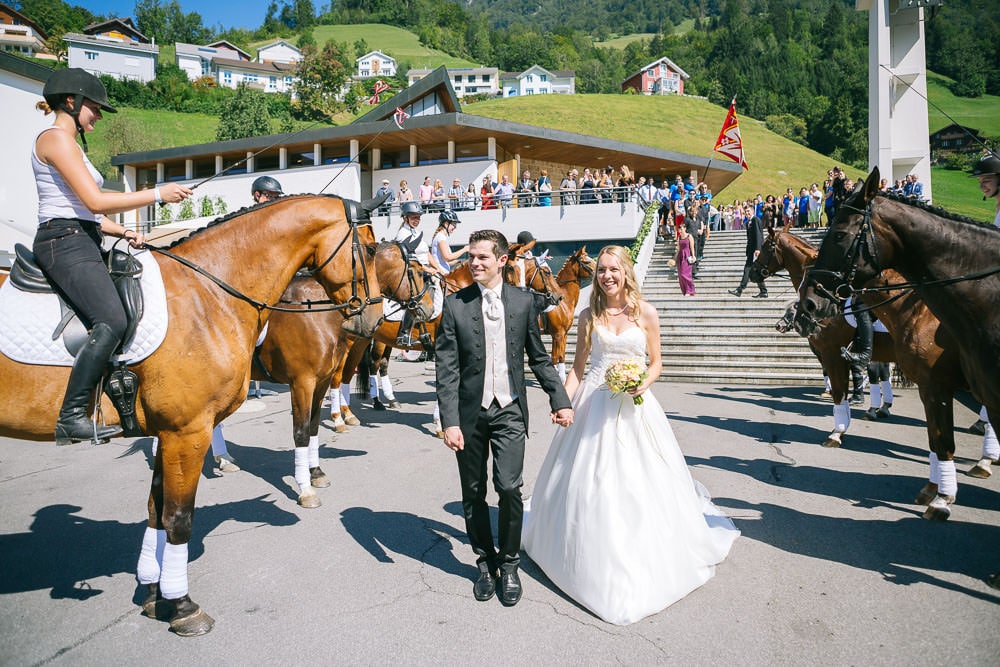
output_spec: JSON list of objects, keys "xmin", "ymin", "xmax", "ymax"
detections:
[{"xmin": 675, "ymin": 226, "xmax": 696, "ymax": 296}]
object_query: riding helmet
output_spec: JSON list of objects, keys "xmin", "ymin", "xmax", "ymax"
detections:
[
  {"xmin": 970, "ymin": 152, "xmax": 1000, "ymax": 177},
  {"xmin": 251, "ymin": 175, "xmax": 283, "ymax": 195},
  {"xmin": 516, "ymin": 230, "xmax": 535, "ymax": 245},
  {"xmin": 439, "ymin": 209, "xmax": 460, "ymax": 225},
  {"xmin": 400, "ymin": 201, "xmax": 423, "ymax": 217},
  {"xmin": 43, "ymin": 68, "xmax": 117, "ymax": 113}
]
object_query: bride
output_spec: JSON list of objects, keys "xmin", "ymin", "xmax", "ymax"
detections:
[{"xmin": 523, "ymin": 245, "xmax": 739, "ymax": 625}]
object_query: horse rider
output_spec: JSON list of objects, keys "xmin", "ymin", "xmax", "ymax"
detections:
[
  {"xmin": 32, "ymin": 68, "xmax": 192, "ymax": 444},
  {"xmin": 394, "ymin": 201, "xmax": 444, "ymax": 347},
  {"xmin": 251, "ymin": 175, "xmax": 283, "ymax": 204},
  {"xmin": 972, "ymin": 151, "xmax": 1000, "ymax": 229}
]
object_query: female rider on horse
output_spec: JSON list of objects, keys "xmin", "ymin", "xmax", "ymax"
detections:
[{"xmin": 33, "ymin": 68, "xmax": 192, "ymax": 445}]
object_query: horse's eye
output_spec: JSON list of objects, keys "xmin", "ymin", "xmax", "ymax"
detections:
[{"xmin": 834, "ymin": 232, "xmax": 847, "ymax": 242}]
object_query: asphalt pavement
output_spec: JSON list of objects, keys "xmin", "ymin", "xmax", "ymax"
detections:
[{"xmin": 1, "ymin": 360, "xmax": 998, "ymax": 665}]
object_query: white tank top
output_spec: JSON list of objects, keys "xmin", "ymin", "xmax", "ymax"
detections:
[
  {"xmin": 33, "ymin": 127, "xmax": 102, "ymax": 225},
  {"xmin": 430, "ymin": 230, "xmax": 451, "ymax": 274}
]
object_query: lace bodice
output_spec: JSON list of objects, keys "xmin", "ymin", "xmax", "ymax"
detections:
[{"xmin": 585, "ymin": 325, "xmax": 647, "ymax": 387}]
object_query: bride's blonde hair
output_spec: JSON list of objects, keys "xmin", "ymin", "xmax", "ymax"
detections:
[{"xmin": 586, "ymin": 245, "xmax": 643, "ymax": 340}]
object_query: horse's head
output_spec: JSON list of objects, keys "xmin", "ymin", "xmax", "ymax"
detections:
[
  {"xmin": 376, "ymin": 241, "xmax": 435, "ymax": 322},
  {"xmin": 558, "ymin": 246, "xmax": 596, "ymax": 287},
  {"xmin": 505, "ymin": 251, "xmax": 563, "ymax": 308},
  {"xmin": 796, "ymin": 168, "xmax": 884, "ymax": 335}
]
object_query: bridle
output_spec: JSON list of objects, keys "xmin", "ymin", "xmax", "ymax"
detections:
[
  {"xmin": 803, "ymin": 200, "xmax": 881, "ymax": 306},
  {"xmin": 507, "ymin": 254, "xmax": 563, "ymax": 308},
  {"xmin": 557, "ymin": 253, "xmax": 596, "ymax": 287},
  {"xmin": 381, "ymin": 241, "xmax": 434, "ymax": 318}
]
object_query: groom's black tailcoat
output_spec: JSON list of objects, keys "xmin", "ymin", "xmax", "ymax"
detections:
[{"xmin": 435, "ymin": 282, "xmax": 571, "ymax": 571}]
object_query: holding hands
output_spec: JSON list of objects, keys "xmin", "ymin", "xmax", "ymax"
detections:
[{"xmin": 552, "ymin": 407, "xmax": 574, "ymax": 427}]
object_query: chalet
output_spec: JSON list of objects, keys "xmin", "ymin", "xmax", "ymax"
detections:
[
  {"xmin": 0, "ymin": 3, "xmax": 48, "ymax": 58},
  {"xmin": 64, "ymin": 17, "xmax": 157, "ymax": 82},
  {"xmin": 175, "ymin": 40, "xmax": 251, "ymax": 81},
  {"xmin": 408, "ymin": 67, "xmax": 499, "ymax": 97},
  {"xmin": 499, "ymin": 65, "xmax": 575, "ymax": 97},
  {"xmin": 356, "ymin": 50, "xmax": 396, "ymax": 78},
  {"xmin": 621, "ymin": 57, "xmax": 688, "ymax": 96},
  {"xmin": 929, "ymin": 123, "xmax": 983, "ymax": 157}
]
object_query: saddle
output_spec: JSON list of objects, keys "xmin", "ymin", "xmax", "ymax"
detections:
[{"xmin": 9, "ymin": 243, "xmax": 145, "ymax": 436}]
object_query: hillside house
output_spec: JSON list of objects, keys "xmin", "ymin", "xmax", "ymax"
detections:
[
  {"xmin": 499, "ymin": 65, "xmax": 575, "ymax": 97},
  {"xmin": 213, "ymin": 57, "xmax": 296, "ymax": 93},
  {"xmin": 929, "ymin": 123, "xmax": 983, "ymax": 157},
  {"xmin": 408, "ymin": 67, "xmax": 499, "ymax": 97},
  {"xmin": 256, "ymin": 40, "xmax": 301, "ymax": 65},
  {"xmin": 356, "ymin": 50, "xmax": 396, "ymax": 78},
  {"xmin": 621, "ymin": 57, "xmax": 688, "ymax": 96},
  {"xmin": 64, "ymin": 17, "xmax": 157, "ymax": 82},
  {"xmin": 0, "ymin": 3, "xmax": 48, "ymax": 58},
  {"xmin": 175, "ymin": 40, "xmax": 251, "ymax": 81}
]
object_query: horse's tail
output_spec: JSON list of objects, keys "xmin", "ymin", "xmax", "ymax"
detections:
[{"xmin": 355, "ymin": 340, "xmax": 373, "ymax": 398}]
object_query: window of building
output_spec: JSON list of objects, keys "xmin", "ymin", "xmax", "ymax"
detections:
[
  {"xmin": 539, "ymin": 74, "xmax": 547, "ymax": 82},
  {"xmin": 256, "ymin": 151, "xmax": 280, "ymax": 171},
  {"xmin": 193, "ymin": 159, "xmax": 215, "ymax": 179},
  {"xmin": 360, "ymin": 69, "xmax": 369, "ymax": 76},
  {"xmin": 380, "ymin": 149, "xmax": 411, "ymax": 169},
  {"xmin": 526, "ymin": 89, "xmax": 534, "ymax": 95},
  {"xmin": 223, "ymin": 70, "xmax": 232, "ymax": 85},
  {"xmin": 164, "ymin": 162, "xmax": 187, "ymax": 182},
  {"xmin": 526, "ymin": 74, "xmax": 533, "ymax": 83},
  {"xmin": 85, "ymin": 50, "xmax": 98, "ymax": 60},
  {"xmin": 417, "ymin": 144, "xmax": 449, "ymax": 166},
  {"xmin": 455, "ymin": 142, "xmax": 489, "ymax": 163},
  {"xmin": 454, "ymin": 75, "xmax": 462, "ymax": 83},
  {"xmin": 481, "ymin": 74, "xmax": 490, "ymax": 83},
  {"xmin": 222, "ymin": 154, "xmax": 248, "ymax": 175},
  {"xmin": 268, "ymin": 76, "xmax": 277, "ymax": 89}
]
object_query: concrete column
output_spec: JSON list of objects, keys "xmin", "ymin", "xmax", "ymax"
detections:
[
  {"xmin": 488, "ymin": 137, "xmax": 496, "ymax": 160},
  {"xmin": 350, "ymin": 139, "xmax": 360, "ymax": 163},
  {"xmin": 246, "ymin": 151, "xmax": 255, "ymax": 173},
  {"xmin": 410, "ymin": 145, "xmax": 418, "ymax": 166},
  {"xmin": 156, "ymin": 163, "xmax": 164, "ymax": 183},
  {"xmin": 185, "ymin": 159, "xmax": 193, "ymax": 180},
  {"xmin": 314, "ymin": 143, "xmax": 322, "ymax": 166},
  {"xmin": 448, "ymin": 140, "xmax": 455, "ymax": 163},
  {"xmin": 372, "ymin": 148, "xmax": 381, "ymax": 170},
  {"xmin": 214, "ymin": 155, "xmax": 223, "ymax": 175},
  {"xmin": 279, "ymin": 147, "xmax": 288, "ymax": 170}
]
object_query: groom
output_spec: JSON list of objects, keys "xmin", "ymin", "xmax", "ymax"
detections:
[{"xmin": 436, "ymin": 229, "xmax": 574, "ymax": 606}]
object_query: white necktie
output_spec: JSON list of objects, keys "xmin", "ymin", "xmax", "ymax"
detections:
[{"xmin": 484, "ymin": 290, "xmax": 501, "ymax": 321}]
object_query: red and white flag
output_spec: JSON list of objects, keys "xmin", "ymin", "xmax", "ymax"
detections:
[
  {"xmin": 714, "ymin": 96, "xmax": 749, "ymax": 170},
  {"xmin": 367, "ymin": 79, "xmax": 390, "ymax": 105},
  {"xmin": 393, "ymin": 106, "xmax": 410, "ymax": 129}
]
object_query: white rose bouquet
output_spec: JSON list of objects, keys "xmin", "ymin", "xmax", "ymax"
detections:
[{"xmin": 604, "ymin": 357, "xmax": 648, "ymax": 405}]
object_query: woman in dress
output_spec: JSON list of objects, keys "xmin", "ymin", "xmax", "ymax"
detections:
[
  {"xmin": 463, "ymin": 182, "xmax": 478, "ymax": 210},
  {"xmin": 523, "ymin": 245, "xmax": 738, "ymax": 625},
  {"xmin": 579, "ymin": 168, "xmax": 596, "ymax": 204},
  {"xmin": 674, "ymin": 225, "xmax": 696, "ymax": 297},
  {"xmin": 397, "ymin": 179, "xmax": 414, "ymax": 203},
  {"xmin": 479, "ymin": 175, "xmax": 496, "ymax": 210},
  {"xmin": 536, "ymin": 168, "xmax": 552, "ymax": 207}
]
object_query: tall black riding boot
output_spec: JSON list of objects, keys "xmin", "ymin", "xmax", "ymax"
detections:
[
  {"xmin": 841, "ymin": 308, "xmax": 873, "ymax": 369},
  {"xmin": 55, "ymin": 322, "xmax": 124, "ymax": 445}
]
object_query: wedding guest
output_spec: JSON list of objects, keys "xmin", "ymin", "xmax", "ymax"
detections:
[
  {"xmin": 480, "ymin": 175, "xmax": 496, "ymax": 210},
  {"xmin": 536, "ymin": 169, "xmax": 552, "ymax": 206},
  {"xmin": 675, "ymin": 225, "xmax": 696, "ymax": 296}
]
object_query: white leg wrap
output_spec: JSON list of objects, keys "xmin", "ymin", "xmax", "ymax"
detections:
[
  {"xmin": 308, "ymin": 435, "xmax": 320, "ymax": 468},
  {"xmin": 210, "ymin": 425, "xmax": 227, "ymax": 457},
  {"xmin": 340, "ymin": 383, "xmax": 351, "ymax": 408},
  {"xmin": 159, "ymin": 542, "xmax": 189, "ymax": 600},
  {"xmin": 982, "ymin": 423, "xmax": 1000, "ymax": 460},
  {"xmin": 824, "ymin": 375, "xmax": 832, "ymax": 392},
  {"xmin": 556, "ymin": 362, "xmax": 567, "ymax": 383},
  {"xmin": 880, "ymin": 380, "xmax": 893, "ymax": 405},
  {"xmin": 151, "ymin": 436, "xmax": 158, "ymax": 457},
  {"xmin": 369, "ymin": 377, "xmax": 379, "ymax": 399},
  {"xmin": 938, "ymin": 458, "xmax": 957, "ymax": 497},
  {"xmin": 929, "ymin": 452, "xmax": 941, "ymax": 485},
  {"xmin": 294, "ymin": 446, "xmax": 310, "ymax": 490},
  {"xmin": 833, "ymin": 401, "xmax": 850, "ymax": 433},
  {"xmin": 136, "ymin": 527, "xmax": 166, "ymax": 585},
  {"xmin": 329, "ymin": 386, "xmax": 340, "ymax": 412},
  {"xmin": 869, "ymin": 384, "xmax": 882, "ymax": 410},
  {"xmin": 980, "ymin": 405, "xmax": 989, "ymax": 421},
  {"xmin": 434, "ymin": 401, "xmax": 441, "ymax": 422},
  {"xmin": 380, "ymin": 374, "xmax": 396, "ymax": 400}
]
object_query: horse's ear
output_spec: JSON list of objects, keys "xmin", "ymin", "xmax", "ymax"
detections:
[
  {"xmin": 363, "ymin": 191, "xmax": 391, "ymax": 213},
  {"xmin": 864, "ymin": 167, "xmax": 880, "ymax": 201}
]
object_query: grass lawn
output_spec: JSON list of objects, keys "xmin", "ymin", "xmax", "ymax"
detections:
[
  {"xmin": 928, "ymin": 165, "xmax": 995, "ymax": 222},
  {"xmin": 927, "ymin": 72, "xmax": 1000, "ymax": 137}
]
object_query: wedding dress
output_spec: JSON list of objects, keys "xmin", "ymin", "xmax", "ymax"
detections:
[{"xmin": 523, "ymin": 324, "xmax": 739, "ymax": 625}]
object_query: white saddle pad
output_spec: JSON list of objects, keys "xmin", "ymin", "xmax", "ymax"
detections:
[
  {"xmin": 382, "ymin": 282, "xmax": 443, "ymax": 322},
  {"xmin": 0, "ymin": 250, "xmax": 168, "ymax": 366}
]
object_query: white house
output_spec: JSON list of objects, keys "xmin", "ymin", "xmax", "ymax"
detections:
[
  {"xmin": 175, "ymin": 40, "xmax": 251, "ymax": 81},
  {"xmin": 408, "ymin": 67, "xmax": 499, "ymax": 97},
  {"xmin": 256, "ymin": 40, "xmax": 302, "ymax": 65},
  {"xmin": 355, "ymin": 50, "xmax": 395, "ymax": 78},
  {"xmin": 213, "ymin": 56, "xmax": 296, "ymax": 94},
  {"xmin": 64, "ymin": 18, "xmax": 157, "ymax": 83},
  {"xmin": 0, "ymin": 3, "xmax": 48, "ymax": 59},
  {"xmin": 500, "ymin": 65, "xmax": 575, "ymax": 97}
]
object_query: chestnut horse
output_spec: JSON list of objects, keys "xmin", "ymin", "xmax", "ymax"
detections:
[
  {"xmin": 0, "ymin": 195, "xmax": 383, "ymax": 635},
  {"xmin": 252, "ymin": 242, "xmax": 434, "ymax": 508},
  {"xmin": 796, "ymin": 168, "xmax": 1000, "ymax": 531},
  {"xmin": 753, "ymin": 225, "xmax": 971, "ymax": 520},
  {"xmin": 538, "ymin": 247, "xmax": 595, "ymax": 381}
]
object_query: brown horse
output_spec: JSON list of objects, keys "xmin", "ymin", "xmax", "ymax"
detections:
[
  {"xmin": 0, "ymin": 195, "xmax": 383, "ymax": 635},
  {"xmin": 797, "ymin": 168, "xmax": 1000, "ymax": 528},
  {"xmin": 251, "ymin": 241, "xmax": 434, "ymax": 507},
  {"xmin": 752, "ymin": 225, "xmax": 971, "ymax": 519},
  {"xmin": 538, "ymin": 247, "xmax": 596, "ymax": 380}
]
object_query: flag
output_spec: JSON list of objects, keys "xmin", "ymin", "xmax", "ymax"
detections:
[
  {"xmin": 367, "ymin": 79, "xmax": 390, "ymax": 105},
  {"xmin": 714, "ymin": 97, "xmax": 749, "ymax": 170},
  {"xmin": 393, "ymin": 106, "xmax": 410, "ymax": 129}
]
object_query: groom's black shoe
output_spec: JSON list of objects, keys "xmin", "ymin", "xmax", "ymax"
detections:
[
  {"xmin": 473, "ymin": 563, "xmax": 497, "ymax": 602},
  {"xmin": 499, "ymin": 569, "xmax": 522, "ymax": 606}
]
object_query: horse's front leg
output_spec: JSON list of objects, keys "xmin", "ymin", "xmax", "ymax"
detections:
[
  {"xmin": 551, "ymin": 324, "xmax": 567, "ymax": 383},
  {"xmin": 967, "ymin": 405, "xmax": 999, "ymax": 478},
  {"xmin": 823, "ymin": 357, "xmax": 851, "ymax": 448},
  {"xmin": 916, "ymin": 384, "xmax": 957, "ymax": 520},
  {"xmin": 138, "ymin": 429, "xmax": 214, "ymax": 636}
]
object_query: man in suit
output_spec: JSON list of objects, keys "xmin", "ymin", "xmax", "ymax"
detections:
[
  {"xmin": 436, "ymin": 229, "xmax": 574, "ymax": 606},
  {"xmin": 728, "ymin": 211, "xmax": 768, "ymax": 298}
]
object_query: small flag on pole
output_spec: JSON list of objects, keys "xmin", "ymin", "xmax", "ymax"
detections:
[
  {"xmin": 367, "ymin": 79, "xmax": 390, "ymax": 105},
  {"xmin": 714, "ymin": 96, "xmax": 749, "ymax": 170},
  {"xmin": 393, "ymin": 106, "xmax": 410, "ymax": 129}
]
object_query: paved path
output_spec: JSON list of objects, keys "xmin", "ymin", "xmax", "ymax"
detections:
[{"xmin": 1, "ymin": 361, "xmax": 998, "ymax": 665}]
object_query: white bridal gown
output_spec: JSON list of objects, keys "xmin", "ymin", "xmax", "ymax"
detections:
[{"xmin": 523, "ymin": 324, "xmax": 739, "ymax": 625}]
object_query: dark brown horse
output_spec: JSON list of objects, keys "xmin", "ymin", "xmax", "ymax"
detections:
[
  {"xmin": 796, "ymin": 168, "xmax": 1000, "ymax": 526},
  {"xmin": 752, "ymin": 225, "xmax": 973, "ymax": 519},
  {"xmin": 252, "ymin": 241, "xmax": 434, "ymax": 507},
  {"xmin": 0, "ymin": 195, "xmax": 383, "ymax": 635}
]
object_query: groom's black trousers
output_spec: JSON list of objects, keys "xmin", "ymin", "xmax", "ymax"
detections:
[{"xmin": 456, "ymin": 399, "xmax": 526, "ymax": 572}]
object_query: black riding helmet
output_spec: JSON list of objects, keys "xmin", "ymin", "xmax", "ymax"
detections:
[
  {"xmin": 42, "ymin": 68, "xmax": 117, "ymax": 152},
  {"xmin": 251, "ymin": 175, "xmax": 283, "ymax": 196},
  {"xmin": 400, "ymin": 201, "xmax": 423, "ymax": 217},
  {"xmin": 971, "ymin": 153, "xmax": 1000, "ymax": 198},
  {"xmin": 516, "ymin": 230, "xmax": 535, "ymax": 245},
  {"xmin": 439, "ymin": 209, "xmax": 460, "ymax": 225}
]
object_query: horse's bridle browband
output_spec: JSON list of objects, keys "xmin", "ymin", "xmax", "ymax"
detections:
[
  {"xmin": 557, "ymin": 254, "xmax": 595, "ymax": 286},
  {"xmin": 147, "ymin": 222, "xmax": 382, "ymax": 316}
]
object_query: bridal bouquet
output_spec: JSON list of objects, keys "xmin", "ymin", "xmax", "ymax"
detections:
[{"xmin": 604, "ymin": 357, "xmax": 648, "ymax": 405}]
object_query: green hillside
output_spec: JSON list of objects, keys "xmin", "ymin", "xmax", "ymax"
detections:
[{"xmin": 927, "ymin": 71, "xmax": 1000, "ymax": 136}]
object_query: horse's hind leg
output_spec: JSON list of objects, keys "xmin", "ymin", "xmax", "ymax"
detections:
[
  {"xmin": 377, "ymin": 346, "xmax": 399, "ymax": 408},
  {"xmin": 308, "ymin": 374, "xmax": 333, "ymax": 491},
  {"xmin": 916, "ymin": 384, "xmax": 957, "ymax": 520},
  {"xmin": 967, "ymin": 405, "xmax": 999, "ymax": 478},
  {"xmin": 290, "ymin": 379, "xmax": 323, "ymax": 508}
]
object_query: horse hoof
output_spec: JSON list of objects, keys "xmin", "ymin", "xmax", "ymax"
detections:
[
  {"xmin": 372, "ymin": 399, "xmax": 387, "ymax": 411},
  {"xmin": 822, "ymin": 434, "xmax": 843, "ymax": 448},
  {"xmin": 334, "ymin": 422, "xmax": 349, "ymax": 433},
  {"xmin": 388, "ymin": 400, "xmax": 401, "ymax": 409},
  {"xmin": 966, "ymin": 459, "xmax": 994, "ymax": 478},
  {"xmin": 298, "ymin": 492, "xmax": 322, "ymax": 509},
  {"xmin": 141, "ymin": 583, "xmax": 174, "ymax": 620},
  {"xmin": 169, "ymin": 598, "xmax": 215, "ymax": 636},
  {"xmin": 310, "ymin": 467, "xmax": 331, "ymax": 488},
  {"xmin": 922, "ymin": 496, "xmax": 952, "ymax": 521},
  {"xmin": 436, "ymin": 430, "xmax": 444, "ymax": 439},
  {"xmin": 987, "ymin": 572, "xmax": 1000, "ymax": 590},
  {"xmin": 863, "ymin": 408, "xmax": 878, "ymax": 421},
  {"xmin": 914, "ymin": 483, "xmax": 937, "ymax": 505},
  {"xmin": 820, "ymin": 390, "xmax": 832, "ymax": 400},
  {"xmin": 876, "ymin": 406, "xmax": 891, "ymax": 419}
]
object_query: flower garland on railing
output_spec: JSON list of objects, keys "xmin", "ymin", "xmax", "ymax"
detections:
[{"xmin": 628, "ymin": 204, "xmax": 658, "ymax": 262}]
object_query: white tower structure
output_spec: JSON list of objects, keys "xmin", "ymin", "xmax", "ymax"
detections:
[{"xmin": 857, "ymin": 0, "xmax": 938, "ymax": 201}]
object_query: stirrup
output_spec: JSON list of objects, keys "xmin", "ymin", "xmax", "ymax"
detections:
[{"xmin": 105, "ymin": 363, "xmax": 143, "ymax": 436}]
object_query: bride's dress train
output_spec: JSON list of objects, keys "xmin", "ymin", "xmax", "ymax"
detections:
[{"xmin": 523, "ymin": 325, "xmax": 739, "ymax": 625}]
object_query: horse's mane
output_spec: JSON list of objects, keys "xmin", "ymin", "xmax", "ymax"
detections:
[
  {"xmin": 867, "ymin": 189, "xmax": 997, "ymax": 230},
  {"xmin": 160, "ymin": 193, "xmax": 345, "ymax": 250}
]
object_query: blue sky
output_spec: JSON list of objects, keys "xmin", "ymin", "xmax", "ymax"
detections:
[{"xmin": 83, "ymin": 1, "xmax": 271, "ymax": 31}]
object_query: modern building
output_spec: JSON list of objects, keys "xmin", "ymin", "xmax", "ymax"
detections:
[
  {"xmin": 175, "ymin": 40, "xmax": 252, "ymax": 81},
  {"xmin": 408, "ymin": 66, "xmax": 499, "ymax": 98},
  {"xmin": 0, "ymin": 3, "xmax": 48, "ymax": 59},
  {"xmin": 621, "ymin": 57, "xmax": 688, "ymax": 96},
  {"xmin": 212, "ymin": 56, "xmax": 296, "ymax": 94},
  {"xmin": 500, "ymin": 65, "xmax": 575, "ymax": 97},
  {"xmin": 64, "ymin": 17, "xmax": 157, "ymax": 82},
  {"xmin": 356, "ymin": 50, "xmax": 396, "ymax": 78},
  {"xmin": 256, "ymin": 39, "xmax": 302, "ymax": 65}
]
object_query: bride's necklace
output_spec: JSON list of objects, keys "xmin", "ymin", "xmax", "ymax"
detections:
[{"xmin": 605, "ymin": 304, "xmax": 629, "ymax": 316}]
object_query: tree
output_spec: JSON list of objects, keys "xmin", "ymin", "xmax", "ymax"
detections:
[
  {"xmin": 293, "ymin": 41, "xmax": 350, "ymax": 120},
  {"xmin": 216, "ymin": 84, "xmax": 272, "ymax": 141}
]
